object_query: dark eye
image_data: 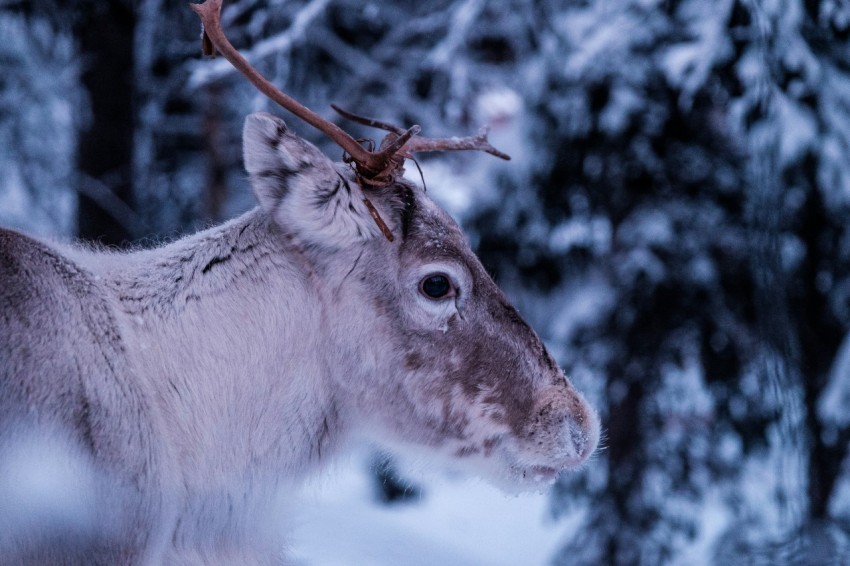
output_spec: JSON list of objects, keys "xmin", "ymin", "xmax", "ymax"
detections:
[{"xmin": 420, "ymin": 274, "xmax": 452, "ymax": 299}]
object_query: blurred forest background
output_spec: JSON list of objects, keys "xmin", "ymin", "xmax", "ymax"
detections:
[{"xmin": 1, "ymin": 0, "xmax": 850, "ymax": 563}]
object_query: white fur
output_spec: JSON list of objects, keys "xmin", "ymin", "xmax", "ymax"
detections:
[{"xmin": 0, "ymin": 112, "xmax": 599, "ymax": 564}]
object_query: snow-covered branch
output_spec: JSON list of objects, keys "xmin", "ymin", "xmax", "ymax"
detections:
[
  {"xmin": 187, "ymin": 0, "xmax": 330, "ymax": 88},
  {"xmin": 425, "ymin": 0, "xmax": 485, "ymax": 68}
]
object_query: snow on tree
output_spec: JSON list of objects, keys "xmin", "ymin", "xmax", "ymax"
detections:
[{"xmin": 0, "ymin": 12, "xmax": 79, "ymax": 237}]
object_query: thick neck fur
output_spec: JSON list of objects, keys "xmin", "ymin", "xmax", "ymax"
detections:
[{"xmin": 67, "ymin": 208, "xmax": 343, "ymax": 493}]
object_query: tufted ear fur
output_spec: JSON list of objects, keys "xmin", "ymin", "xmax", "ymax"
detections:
[{"xmin": 243, "ymin": 112, "xmax": 387, "ymax": 248}]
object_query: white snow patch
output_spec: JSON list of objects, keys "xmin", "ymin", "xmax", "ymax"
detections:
[
  {"xmin": 548, "ymin": 216, "xmax": 612, "ymax": 255},
  {"xmin": 599, "ymin": 84, "xmax": 643, "ymax": 134},
  {"xmin": 288, "ymin": 450, "xmax": 579, "ymax": 565},
  {"xmin": 0, "ymin": 434, "xmax": 100, "ymax": 543},
  {"xmin": 818, "ymin": 331, "xmax": 850, "ymax": 428},
  {"xmin": 660, "ymin": 0, "xmax": 733, "ymax": 102},
  {"xmin": 672, "ymin": 491, "xmax": 731, "ymax": 566},
  {"xmin": 549, "ymin": 280, "xmax": 615, "ymax": 347},
  {"xmin": 657, "ymin": 355, "xmax": 715, "ymax": 423},
  {"xmin": 775, "ymin": 93, "xmax": 818, "ymax": 164}
]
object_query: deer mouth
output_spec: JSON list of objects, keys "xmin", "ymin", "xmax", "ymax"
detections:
[
  {"xmin": 503, "ymin": 440, "xmax": 593, "ymax": 487},
  {"xmin": 522, "ymin": 465, "xmax": 560, "ymax": 483},
  {"xmin": 502, "ymin": 451, "xmax": 574, "ymax": 487}
]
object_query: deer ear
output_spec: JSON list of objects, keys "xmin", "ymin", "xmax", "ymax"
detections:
[
  {"xmin": 243, "ymin": 112, "xmax": 384, "ymax": 248},
  {"xmin": 243, "ymin": 112, "xmax": 332, "ymax": 212}
]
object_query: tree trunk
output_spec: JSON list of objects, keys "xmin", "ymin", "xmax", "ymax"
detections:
[{"xmin": 74, "ymin": 1, "xmax": 136, "ymax": 245}]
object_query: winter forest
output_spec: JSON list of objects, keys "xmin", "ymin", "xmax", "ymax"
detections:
[{"xmin": 1, "ymin": 0, "xmax": 850, "ymax": 563}]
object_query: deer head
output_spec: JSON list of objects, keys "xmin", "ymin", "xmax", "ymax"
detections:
[{"xmin": 193, "ymin": 0, "xmax": 599, "ymax": 487}]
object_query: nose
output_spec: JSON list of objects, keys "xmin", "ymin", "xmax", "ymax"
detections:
[
  {"xmin": 563, "ymin": 403, "xmax": 599, "ymax": 464},
  {"xmin": 529, "ymin": 387, "xmax": 600, "ymax": 467}
]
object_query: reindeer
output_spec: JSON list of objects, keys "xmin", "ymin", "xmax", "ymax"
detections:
[{"xmin": 0, "ymin": 1, "xmax": 599, "ymax": 563}]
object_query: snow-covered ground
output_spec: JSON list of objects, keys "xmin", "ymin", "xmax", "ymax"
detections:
[{"xmin": 288, "ymin": 449, "xmax": 582, "ymax": 566}]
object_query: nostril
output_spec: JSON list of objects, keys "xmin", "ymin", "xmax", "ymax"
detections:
[
  {"xmin": 564, "ymin": 421, "xmax": 587, "ymax": 458},
  {"xmin": 569, "ymin": 424, "xmax": 589, "ymax": 457},
  {"xmin": 560, "ymin": 411, "xmax": 599, "ymax": 462}
]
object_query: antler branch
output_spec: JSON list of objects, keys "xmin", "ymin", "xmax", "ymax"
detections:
[
  {"xmin": 331, "ymin": 104, "xmax": 406, "ymax": 135},
  {"xmin": 191, "ymin": 0, "xmax": 510, "ymax": 185},
  {"xmin": 332, "ymin": 106, "xmax": 510, "ymax": 161},
  {"xmin": 401, "ymin": 127, "xmax": 511, "ymax": 161},
  {"xmin": 192, "ymin": 0, "xmax": 402, "ymax": 178}
]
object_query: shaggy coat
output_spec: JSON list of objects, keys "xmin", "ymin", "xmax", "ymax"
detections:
[{"xmin": 0, "ymin": 113, "xmax": 599, "ymax": 564}]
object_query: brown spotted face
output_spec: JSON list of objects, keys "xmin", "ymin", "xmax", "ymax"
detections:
[
  {"xmin": 346, "ymin": 183, "xmax": 600, "ymax": 489},
  {"xmin": 242, "ymin": 112, "xmax": 598, "ymax": 489}
]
